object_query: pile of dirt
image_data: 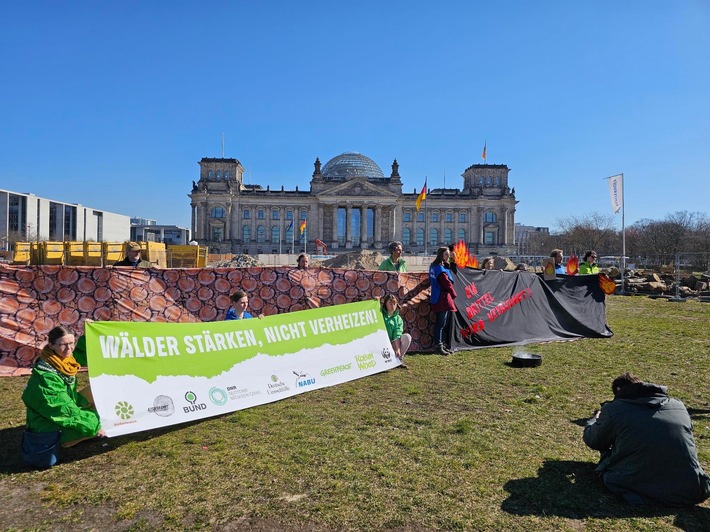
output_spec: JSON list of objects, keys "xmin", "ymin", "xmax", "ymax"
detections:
[
  {"xmin": 321, "ymin": 250, "xmax": 387, "ymax": 270},
  {"xmin": 208, "ymin": 254, "xmax": 264, "ymax": 268}
]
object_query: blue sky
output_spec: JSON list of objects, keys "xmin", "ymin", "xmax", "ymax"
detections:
[{"xmin": 2, "ymin": 1, "xmax": 708, "ymax": 232}]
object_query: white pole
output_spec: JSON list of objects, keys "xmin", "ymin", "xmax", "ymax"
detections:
[{"xmin": 621, "ymin": 172, "xmax": 626, "ymax": 294}]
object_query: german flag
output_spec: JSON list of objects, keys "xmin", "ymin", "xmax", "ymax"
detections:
[
  {"xmin": 415, "ymin": 180, "xmax": 427, "ymax": 213},
  {"xmin": 299, "ymin": 219, "xmax": 307, "ymax": 235}
]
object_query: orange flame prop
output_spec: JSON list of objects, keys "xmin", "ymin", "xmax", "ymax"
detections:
[
  {"xmin": 566, "ymin": 255, "xmax": 579, "ymax": 276},
  {"xmin": 452, "ymin": 240, "xmax": 478, "ymax": 268},
  {"xmin": 598, "ymin": 273, "xmax": 617, "ymax": 295}
]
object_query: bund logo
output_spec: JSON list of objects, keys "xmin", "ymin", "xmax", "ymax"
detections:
[
  {"xmin": 115, "ymin": 401, "xmax": 135, "ymax": 420},
  {"xmin": 183, "ymin": 390, "xmax": 208, "ymax": 414}
]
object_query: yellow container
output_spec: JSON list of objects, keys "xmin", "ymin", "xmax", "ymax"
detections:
[
  {"xmin": 41, "ymin": 241, "xmax": 65, "ymax": 265},
  {"xmin": 11, "ymin": 242, "xmax": 32, "ymax": 265},
  {"xmin": 103, "ymin": 242, "xmax": 124, "ymax": 265},
  {"xmin": 144, "ymin": 241, "xmax": 167, "ymax": 268},
  {"xmin": 30, "ymin": 242, "xmax": 41, "ymax": 265},
  {"xmin": 64, "ymin": 241, "xmax": 85, "ymax": 266},
  {"xmin": 84, "ymin": 241, "xmax": 103, "ymax": 266},
  {"xmin": 167, "ymin": 245, "xmax": 200, "ymax": 268}
]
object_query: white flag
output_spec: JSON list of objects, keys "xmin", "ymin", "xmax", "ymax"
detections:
[{"xmin": 608, "ymin": 174, "xmax": 623, "ymax": 214}]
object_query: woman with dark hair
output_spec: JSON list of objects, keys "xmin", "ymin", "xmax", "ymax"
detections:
[
  {"xmin": 579, "ymin": 251, "xmax": 600, "ymax": 275},
  {"xmin": 429, "ymin": 246, "xmax": 457, "ymax": 355},
  {"xmin": 21, "ymin": 326, "xmax": 104, "ymax": 467},
  {"xmin": 380, "ymin": 294, "xmax": 411, "ymax": 369}
]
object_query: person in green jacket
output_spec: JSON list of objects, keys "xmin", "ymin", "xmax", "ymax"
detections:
[
  {"xmin": 378, "ymin": 241, "xmax": 407, "ymax": 273},
  {"xmin": 578, "ymin": 250, "xmax": 600, "ymax": 275},
  {"xmin": 22, "ymin": 326, "xmax": 104, "ymax": 457},
  {"xmin": 380, "ymin": 294, "xmax": 411, "ymax": 369},
  {"xmin": 583, "ymin": 372, "xmax": 710, "ymax": 507}
]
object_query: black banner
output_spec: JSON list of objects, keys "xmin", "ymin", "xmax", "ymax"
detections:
[{"xmin": 449, "ymin": 269, "xmax": 613, "ymax": 350}]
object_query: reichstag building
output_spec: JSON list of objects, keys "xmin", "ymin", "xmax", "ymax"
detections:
[{"xmin": 189, "ymin": 152, "xmax": 518, "ymax": 256}]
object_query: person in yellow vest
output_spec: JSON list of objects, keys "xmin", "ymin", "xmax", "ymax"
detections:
[{"xmin": 579, "ymin": 251, "xmax": 600, "ymax": 275}]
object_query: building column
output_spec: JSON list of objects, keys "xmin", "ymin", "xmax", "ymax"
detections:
[
  {"xmin": 502, "ymin": 207, "xmax": 509, "ymax": 245},
  {"xmin": 374, "ymin": 205, "xmax": 382, "ymax": 249},
  {"xmin": 331, "ymin": 205, "xmax": 338, "ymax": 248},
  {"xmin": 360, "ymin": 206, "xmax": 367, "ymax": 248},
  {"xmin": 345, "ymin": 205, "xmax": 352, "ymax": 249}
]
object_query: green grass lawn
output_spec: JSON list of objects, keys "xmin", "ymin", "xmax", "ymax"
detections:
[{"xmin": 1, "ymin": 296, "xmax": 709, "ymax": 531}]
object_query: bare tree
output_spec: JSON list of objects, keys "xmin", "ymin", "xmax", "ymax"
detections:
[{"xmin": 554, "ymin": 212, "xmax": 619, "ymax": 257}]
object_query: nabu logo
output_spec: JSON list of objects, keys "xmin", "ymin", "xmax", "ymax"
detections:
[
  {"xmin": 115, "ymin": 401, "xmax": 134, "ymax": 420},
  {"xmin": 293, "ymin": 370, "xmax": 315, "ymax": 389}
]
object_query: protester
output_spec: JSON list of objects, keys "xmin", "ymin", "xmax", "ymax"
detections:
[
  {"xmin": 550, "ymin": 249, "xmax": 565, "ymax": 274},
  {"xmin": 429, "ymin": 246, "xmax": 457, "ymax": 356},
  {"xmin": 515, "ymin": 263, "xmax": 528, "ymax": 271},
  {"xmin": 481, "ymin": 257, "xmax": 495, "ymax": 270},
  {"xmin": 225, "ymin": 290, "xmax": 264, "ymax": 320},
  {"xmin": 378, "ymin": 241, "xmax": 407, "ymax": 273},
  {"xmin": 114, "ymin": 242, "xmax": 152, "ymax": 268},
  {"xmin": 296, "ymin": 254, "xmax": 310, "ymax": 270},
  {"xmin": 21, "ymin": 326, "xmax": 104, "ymax": 468},
  {"xmin": 447, "ymin": 244, "xmax": 458, "ymax": 273},
  {"xmin": 380, "ymin": 294, "xmax": 412, "ymax": 369},
  {"xmin": 583, "ymin": 372, "xmax": 710, "ymax": 507},
  {"xmin": 579, "ymin": 251, "xmax": 600, "ymax": 275}
]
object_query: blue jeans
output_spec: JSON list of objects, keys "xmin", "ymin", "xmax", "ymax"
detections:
[{"xmin": 433, "ymin": 311, "xmax": 450, "ymax": 345}]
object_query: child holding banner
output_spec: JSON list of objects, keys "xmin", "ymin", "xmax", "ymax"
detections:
[
  {"xmin": 225, "ymin": 290, "xmax": 264, "ymax": 320},
  {"xmin": 380, "ymin": 294, "xmax": 411, "ymax": 369}
]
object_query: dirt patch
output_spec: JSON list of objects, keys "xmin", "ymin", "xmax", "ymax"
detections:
[{"xmin": 321, "ymin": 250, "xmax": 387, "ymax": 271}]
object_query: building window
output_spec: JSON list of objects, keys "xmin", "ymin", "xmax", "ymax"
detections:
[
  {"xmin": 257, "ymin": 209, "xmax": 265, "ymax": 220},
  {"xmin": 211, "ymin": 207, "xmax": 225, "ymax": 218},
  {"xmin": 225, "ymin": 171, "xmax": 230, "ymax": 178},
  {"xmin": 271, "ymin": 226, "xmax": 280, "ymax": 243},
  {"xmin": 445, "ymin": 212, "xmax": 453, "ymax": 223},
  {"xmin": 350, "ymin": 209, "xmax": 361, "ymax": 246},
  {"xmin": 272, "ymin": 210, "xmax": 279, "ymax": 220},
  {"xmin": 430, "ymin": 228, "xmax": 438, "ymax": 246},
  {"xmin": 208, "ymin": 171, "xmax": 213, "ymax": 178},
  {"xmin": 485, "ymin": 230, "xmax": 496, "ymax": 245},
  {"xmin": 444, "ymin": 228, "xmax": 452, "ymax": 243},
  {"xmin": 458, "ymin": 229, "xmax": 466, "ymax": 242},
  {"xmin": 243, "ymin": 210, "xmax": 250, "ymax": 219},
  {"xmin": 286, "ymin": 210, "xmax": 293, "ymax": 220},
  {"xmin": 417, "ymin": 212, "xmax": 424, "ymax": 223},
  {"xmin": 242, "ymin": 225, "xmax": 251, "ymax": 242},
  {"xmin": 403, "ymin": 212, "xmax": 411, "ymax": 222},
  {"xmin": 432, "ymin": 212, "xmax": 439, "ymax": 223},
  {"xmin": 416, "ymin": 228, "xmax": 424, "ymax": 246},
  {"xmin": 257, "ymin": 225, "xmax": 266, "ymax": 243},
  {"xmin": 459, "ymin": 212, "xmax": 466, "ymax": 223},
  {"xmin": 216, "ymin": 171, "xmax": 222, "ymax": 179},
  {"xmin": 403, "ymin": 228, "xmax": 411, "ymax": 245},
  {"xmin": 484, "ymin": 211, "xmax": 497, "ymax": 223},
  {"xmin": 212, "ymin": 226, "xmax": 224, "ymax": 242},
  {"xmin": 300, "ymin": 210, "xmax": 307, "ymax": 220},
  {"xmin": 337, "ymin": 207, "xmax": 346, "ymax": 246}
]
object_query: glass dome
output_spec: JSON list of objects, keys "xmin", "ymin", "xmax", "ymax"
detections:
[{"xmin": 321, "ymin": 152, "xmax": 385, "ymax": 181}]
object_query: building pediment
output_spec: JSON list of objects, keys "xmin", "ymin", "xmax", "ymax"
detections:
[{"xmin": 316, "ymin": 178, "xmax": 399, "ymax": 198}]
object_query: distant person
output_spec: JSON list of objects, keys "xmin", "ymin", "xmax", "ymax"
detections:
[
  {"xmin": 583, "ymin": 372, "xmax": 710, "ymax": 507},
  {"xmin": 378, "ymin": 241, "xmax": 407, "ymax": 273},
  {"xmin": 188, "ymin": 239, "xmax": 199, "ymax": 246},
  {"xmin": 380, "ymin": 294, "xmax": 412, "ymax": 369},
  {"xmin": 481, "ymin": 257, "xmax": 495, "ymax": 270},
  {"xmin": 447, "ymin": 244, "xmax": 458, "ymax": 273},
  {"xmin": 225, "ymin": 290, "xmax": 263, "ymax": 320},
  {"xmin": 21, "ymin": 326, "xmax": 104, "ymax": 468},
  {"xmin": 579, "ymin": 251, "xmax": 600, "ymax": 275},
  {"xmin": 515, "ymin": 263, "xmax": 528, "ymax": 272},
  {"xmin": 114, "ymin": 242, "xmax": 152, "ymax": 268},
  {"xmin": 550, "ymin": 249, "xmax": 565, "ymax": 274},
  {"xmin": 297, "ymin": 253, "xmax": 310, "ymax": 270},
  {"xmin": 429, "ymin": 246, "xmax": 457, "ymax": 356}
]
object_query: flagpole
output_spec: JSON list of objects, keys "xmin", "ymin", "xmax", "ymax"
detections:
[
  {"xmin": 291, "ymin": 221, "xmax": 294, "ymax": 255},
  {"xmin": 621, "ymin": 173, "xmax": 626, "ymax": 295}
]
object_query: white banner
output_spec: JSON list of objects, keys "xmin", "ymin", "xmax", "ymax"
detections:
[
  {"xmin": 608, "ymin": 174, "xmax": 623, "ymax": 214},
  {"xmin": 86, "ymin": 300, "xmax": 397, "ymax": 437}
]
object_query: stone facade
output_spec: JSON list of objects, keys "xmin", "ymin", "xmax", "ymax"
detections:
[{"xmin": 189, "ymin": 153, "xmax": 518, "ymax": 256}]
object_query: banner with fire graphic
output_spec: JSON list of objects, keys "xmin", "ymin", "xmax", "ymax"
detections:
[
  {"xmin": 85, "ymin": 300, "xmax": 396, "ymax": 437},
  {"xmin": 448, "ymin": 268, "xmax": 613, "ymax": 350}
]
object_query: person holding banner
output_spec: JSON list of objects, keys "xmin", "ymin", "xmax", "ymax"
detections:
[
  {"xmin": 429, "ymin": 246, "xmax": 457, "ymax": 356},
  {"xmin": 380, "ymin": 294, "xmax": 412, "ymax": 369},
  {"xmin": 550, "ymin": 249, "xmax": 565, "ymax": 274},
  {"xmin": 21, "ymin": 326, "xmax": 104, "ymax": 467},
  {"xmin": 579, "ymin": 251, "xmax": 600, "ymax": 275},
  {"xmin": 225, "ymin": 290, "xmax": 264, "ymax": 320}
]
